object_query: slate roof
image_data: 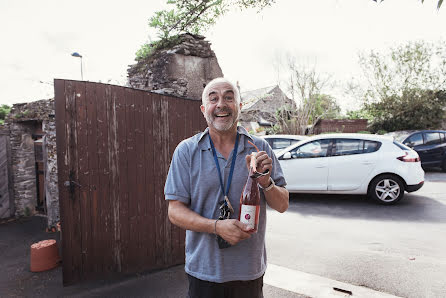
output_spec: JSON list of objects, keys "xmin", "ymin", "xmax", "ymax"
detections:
[{"xmin": 241, "ymin": 86, "xmax": 278, "ymax": 110}]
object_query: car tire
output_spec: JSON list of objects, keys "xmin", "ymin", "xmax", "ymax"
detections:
[{"xmin": 368, "ymin": 174, "xmax": 405, "ymax": 205}]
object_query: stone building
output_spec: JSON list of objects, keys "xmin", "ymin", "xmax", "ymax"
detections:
[
  {"xmin": 240, "ymin": 85, "xmax": 295, "ymax": 133},
  {"xmin": 1, "ymin": 99, "xmax": 59, "ymax": 228},
  {"xmin": 128, "ymin": 33, "xmax": 223, "ymax": 100}
]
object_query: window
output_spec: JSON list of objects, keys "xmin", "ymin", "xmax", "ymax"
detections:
[
  {"xmin": 441, "ymin": 133, "xmax": 446, "ymax": 143},
  {"xmin": 332, "ymin": 139, "xmax": 363, "ymax": 156},
  {"xmin": 272, "ymin": 139, "xmax": 298, "ymax": 150},
  {"xmin": 404, "ymin": 133, "xmax": 423, "ymax": 147},
  {"xmin": 424, "ymin": 132, "xmax": 441, "ymax": 145},
  {"xmin": 331, "ymin": 139, "xmax": 381, "ymax": 156},
  {"xmin": 290, "ymin": 139, "xmax": 330, "ymax": 158},
  {"xmin": 364, "ymin": 140, "xmax": 381, "ymax": 153}
]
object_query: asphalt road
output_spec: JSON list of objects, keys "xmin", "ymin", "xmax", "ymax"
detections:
[{"xmin": 266, "ymin": 168, "xmax": 446, "ymax": 298}]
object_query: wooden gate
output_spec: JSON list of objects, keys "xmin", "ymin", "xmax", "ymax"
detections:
[{"xmin": 55, "ymin": 80, "xmax": 206, "ymax": 285}]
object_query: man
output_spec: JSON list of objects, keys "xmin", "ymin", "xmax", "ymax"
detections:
[{"xmin": 164, "ymin": 77, "xmax": 289, "ymax": 298}]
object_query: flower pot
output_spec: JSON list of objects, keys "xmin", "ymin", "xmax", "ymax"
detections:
[{"xmin": 30, "ymin": 239, "xmax": 61, "ymax": 272}]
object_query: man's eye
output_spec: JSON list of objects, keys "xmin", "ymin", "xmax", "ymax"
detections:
[
  {"xmin": 225, "ymin": 96, "xmax": 234, "ymax": 101},
  {"xmin": 209, "ymin": 97, "xmax": 217, "ymax": 102}
]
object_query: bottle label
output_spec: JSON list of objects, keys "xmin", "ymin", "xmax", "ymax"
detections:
[{"xmin": 240, "ymin": 204, "xmax": 256, "ymax": 230}]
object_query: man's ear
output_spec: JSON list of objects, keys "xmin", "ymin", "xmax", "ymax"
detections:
[
  {"xmin": 200, "ymin": 105, "xmax": 205, "ymax": 114},
  {"xmin": 239, "ymin": 102, "xmax": 242, "ymax": 110}
]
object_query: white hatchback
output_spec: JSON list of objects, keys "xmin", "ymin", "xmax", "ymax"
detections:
[{"xmin": 276, "ymin": 133, "xmax": 425, "ymax": 204}]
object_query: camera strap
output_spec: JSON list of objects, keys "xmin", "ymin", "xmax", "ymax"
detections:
[{"xmin": 209, "ymin": 132, "xmax": 239, "ymax": 212}]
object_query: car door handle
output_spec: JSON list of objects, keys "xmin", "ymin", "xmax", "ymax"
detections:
[{"xmin": 315, "ymin": 165, "xmax": 326, "ymax": 168}]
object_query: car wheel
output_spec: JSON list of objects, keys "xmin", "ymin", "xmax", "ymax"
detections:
[{"xmin": 368, "ymin": 175, "xmax": 405, "ymax": 205}]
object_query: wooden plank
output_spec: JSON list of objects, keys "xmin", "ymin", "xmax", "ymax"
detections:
[
  {"xmin": 160, "ymin": 95, "xmax": 172, "ymax": 267},
  {"xmin": 151, "ymin": 93, "xmax": 164, "ymax": 267},
  {"xmin": 143, "ymin": 91, "xmax": 156, "ymax": 269},
  {"xmin": 85, "ymin": 82, "xmax": 100, "ymax": 276},
  {"xmin": 66, "ymin": 80, "xmax": 82, "ymax": 283},
  {"xmin": 55, "ymin": 79, "xmax": 75, "ymax": 285},
  {"xmin": 107, "ymin": 85, "xmax": 121, "ymax": 273},
  {"xmin": 125, "ymin": 88, "xmax": 138, "ymax": 270},
  {"xmin": 117, "ymin": 87, "xmax": 129, "ymax": 273},
  {"xmin": 74, "ymin": 80, "xmax": 91, "ymax": 279},
  {"xmin": 133, "ymin": 89, "xmax": 146, "ymax": 272},
  {"xmin": 95, "ymin": 84, "xmax": 111, "ymax": 273}
]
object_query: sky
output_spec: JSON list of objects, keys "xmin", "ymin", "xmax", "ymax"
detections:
[{"xmin": 1, "ymin": 0, "xmax": 445, "ymax": 112}]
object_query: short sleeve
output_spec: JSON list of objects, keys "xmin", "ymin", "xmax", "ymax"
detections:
[{"xmin": 164, "ymin": 141, "xmax": 191, "ymax": 204}]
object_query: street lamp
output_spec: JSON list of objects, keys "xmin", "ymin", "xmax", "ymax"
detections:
[{"xmin": 71, "ymin": 52, "xmax": 83, "ymax": 80}]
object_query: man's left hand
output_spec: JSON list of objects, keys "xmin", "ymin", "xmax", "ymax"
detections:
[{"xmin": 245, "ymin": 151, "xmax": 272, "ymax": 188}]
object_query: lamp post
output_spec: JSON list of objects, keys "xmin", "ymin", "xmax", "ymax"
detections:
[{"xmin": 71, "ymin": 52, "xmax": 83, "ymax": 80}]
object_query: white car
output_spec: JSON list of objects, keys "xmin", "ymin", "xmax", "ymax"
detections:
[
  {"xmin": 261, "ymin": 134, "xmax": 308, "ymax": 154},
  {"xmin": 276, "ymin": 133, "xmax": 425, "ymax": 204}
]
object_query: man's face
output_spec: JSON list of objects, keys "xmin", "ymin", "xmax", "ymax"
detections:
[{"xmin": 200, "ymin": 82, "xmax": 242, "ymax": 132}]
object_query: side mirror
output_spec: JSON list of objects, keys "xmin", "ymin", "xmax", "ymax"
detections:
[{"xmin": 282, "ymin": 152, "xmax": 292, "ymax": 160}]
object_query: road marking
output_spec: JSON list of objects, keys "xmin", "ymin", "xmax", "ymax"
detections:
[{"xmin": 264, "ymin": 263, "xmax": 401, "ymax": 298}]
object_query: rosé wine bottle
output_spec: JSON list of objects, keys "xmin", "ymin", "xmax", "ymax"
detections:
[{"xmin": 238, "ymin": 153, "xmax": 261, "ymax": 233}]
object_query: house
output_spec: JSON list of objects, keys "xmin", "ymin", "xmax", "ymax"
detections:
[{"xmin": 239, "ymin": 85, "xmax": 294, "ymax": 133}]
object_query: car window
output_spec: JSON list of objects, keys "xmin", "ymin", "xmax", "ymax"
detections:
[
  {"xmin": 290, "ymin": 139, "xmax": 330, "ymax": 158},
  {"xmin": 405, "ymin": 133, "xmax": 423, "ymax": 146},
  {"xmin": 332, "ymin": 139, "xmax": 363, "ymax": 156},
  {"xmin": 272, "ymin": 139, "xmax": 297, "ymax": 150},
  {"xmin": 441, "ymin": 133, "xmax": 446, "ymax": 143},
  {"xmin": 424, "ymin": 132, "xmax": 441, "ymax": 145},
  {"xmin": 364, "ymin": 140, "xmax": 381, "ymax": 153}
]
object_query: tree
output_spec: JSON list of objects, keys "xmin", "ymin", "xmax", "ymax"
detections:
[
  {"xmin": 270, "ymin": 55, "xmax": 338, "ymax": 135},
  {"xmin": 136, "ymin": 0, "xmax": 275, "ymax": 61},
  {"xmin": 366, "ymin": 89, "xmax": 446, "ymax": 132},
  {"xmin": 356, "ymin": 40, "xmax": 446, "ymax": 131},
  {"xmin": 0, "ymin": 104, "xmax": 11, "ymax": 124}
]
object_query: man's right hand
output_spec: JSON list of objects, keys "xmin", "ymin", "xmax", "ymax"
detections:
[{"xmin": 215, "ymin": 219, "xmax": 251, "ymax": 245}]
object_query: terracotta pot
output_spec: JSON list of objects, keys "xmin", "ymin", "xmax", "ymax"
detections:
[{"xmin": 30, "ymin": 239, "xmax": 61, "ymax": 272}]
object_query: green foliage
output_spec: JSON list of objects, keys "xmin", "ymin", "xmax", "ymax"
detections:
[
  {"xmin": 136, "ymin": 0, "xmax": 275, "ymax": 61},
  {"xmin": 357, "ymin": 130, "xmax": 371, "ymax": 134},
  {"xmin": 367, "ymin": 89, "xmax": 446, "ymax": 133},
  {"xmin": 346, "ymin": 108, "xmax": 373, "ymax": 120},
  {"xmin": 135, "ymin": 35, "xmax": 181, "ymax": 61},
  {"xmin": 310, "ymin": 94, "xmax": 341, "ymax": 122},
  {"xmin": 0, "ymin": 104, "xmax": 11, "ymax": 121},
  {"xmin": 356, "ymin": 40, "xmax": 446, "ymax": 132}
]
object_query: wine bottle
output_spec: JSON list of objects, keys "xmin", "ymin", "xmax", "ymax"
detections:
[{"xmin": 238, "ymin": 152, "xmax": 261, "ymax": 233}]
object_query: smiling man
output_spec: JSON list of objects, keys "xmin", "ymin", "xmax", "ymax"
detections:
[{"xmin": 164, "ymin": 77, "xmax": 289, "ymax": 298}]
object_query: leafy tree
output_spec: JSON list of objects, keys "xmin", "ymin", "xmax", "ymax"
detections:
[
  {"xmin": 136, "ymin": 0, "xmax": 275, "ymax": 61},
  {"xmin": 366, "ymin": 89, "xmax": 446, "ymax": 132},
  {"xmin": 354, "ymin": 40, "xmax": 446, "ymax": 131},
  {"xmin": 0, "ymin": 104, "xmax": 11, "ymax": 124}
]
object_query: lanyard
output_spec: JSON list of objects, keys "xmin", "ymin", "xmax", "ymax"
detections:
[{"xmin": 209, "ymin": 132, "xmax": 239, "ymax": 201}]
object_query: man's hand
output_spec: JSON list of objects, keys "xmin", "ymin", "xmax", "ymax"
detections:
[
  {"xmin": 245, "ymin": 151, "xmax": 273, "ymax": 188},
  {"xmin": 215, "ymin": 219, "xmax": 251, "ymax": 245}
]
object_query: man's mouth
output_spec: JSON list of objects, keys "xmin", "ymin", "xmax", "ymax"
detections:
[{"xmin": 215, "ymin": 113, "xmax": 230, "ymax": 118}]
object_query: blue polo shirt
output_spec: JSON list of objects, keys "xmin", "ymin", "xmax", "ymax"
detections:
[{"xmin": 164, "ymin": 126, "xmax": 286, "ymax": 283}]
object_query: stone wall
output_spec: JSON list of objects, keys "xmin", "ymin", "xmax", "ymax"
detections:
[
  {"xmin": 5, "ymin": 99, "xmax": 59, "ymax": 227},
  {"xmin": 8, "ymin": 121, "xmax": 37, "ymax": 217},
  {"xmin": 128, "ymin": 33, "xmax": 223, "ymax": 100},
  {"xmin": 0, "ymin": 129, "xmax": 13, "ymax": 219},
  {"xmin": 43, "ymin": 119, "xmax": 59, "ymax": 227}
]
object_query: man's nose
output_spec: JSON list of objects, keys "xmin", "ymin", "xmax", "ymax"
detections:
[{"xmin": 216, "ymin": 96, "xmax": 227, "ymax": 107}]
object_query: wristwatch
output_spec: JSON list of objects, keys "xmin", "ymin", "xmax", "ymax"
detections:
[{"xmin": 261, "ymin": 177, "xmax": 275, "ymax": 192}]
